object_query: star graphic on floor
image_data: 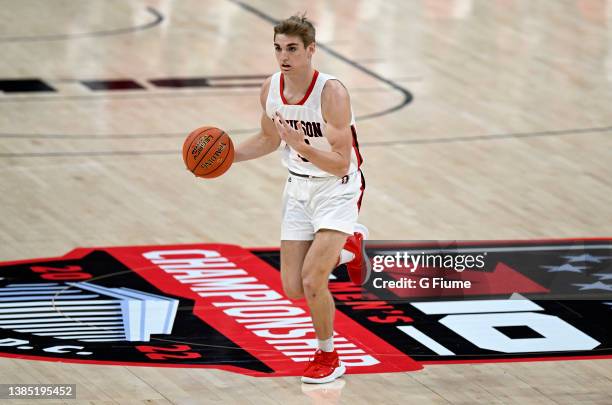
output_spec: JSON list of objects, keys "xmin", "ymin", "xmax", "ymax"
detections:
[
  {"xmin": 572, "ymin": 281, "xmax": 612, "ymax": 291},
  {"xmin": 541, "ymin": 263, "xmax": 587, "ymax": 273},
  {"xmin": 562, "ymin": 254, "xmax": 612, "ymax": 263}
]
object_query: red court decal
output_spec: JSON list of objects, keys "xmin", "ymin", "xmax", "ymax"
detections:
[
  {"xmin": 0, "ymin": 244, "xmax": 419, "ymax": 376},
  {"xmin": 0, "ymin": 239, "xmax": 610, "ymax": 376}
]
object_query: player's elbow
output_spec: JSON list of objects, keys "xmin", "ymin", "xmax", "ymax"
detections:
[{"xmin": 333, "ymin": 159, "xmax": 350, "ymax": 177}]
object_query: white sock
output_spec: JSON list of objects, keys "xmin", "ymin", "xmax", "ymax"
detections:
[
  {"xmin": 318, "ymin": 337, "xmax": 334, "ymax": 352},
  {"xmin": 337, "ymin": 249, "xmax": 355, "ymax": 266}
]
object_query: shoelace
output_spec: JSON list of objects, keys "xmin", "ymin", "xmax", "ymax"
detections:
[{"xmin": 305, "ymin": 349, "xmax": 336, "ymax": 371}]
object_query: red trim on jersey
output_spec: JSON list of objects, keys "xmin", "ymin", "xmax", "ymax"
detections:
[
  {"xmin": 351, "ymin": 125, "xmax": 364, "ymax": 168},
  {"xmin": 357, "ymin": 170, "xmax": 366, "ymax": 212},
  {"xmin": 350, "ymin": 125, "xmax": 365, "ymax": 211},
  {"xmin": 280, "ymin": 70, "xmax": 319, "ymax": 105}
]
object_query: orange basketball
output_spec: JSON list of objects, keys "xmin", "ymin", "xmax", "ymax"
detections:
[{"xmin": 182, "ymin": 126, "xmax": 234, "ymax": 178}]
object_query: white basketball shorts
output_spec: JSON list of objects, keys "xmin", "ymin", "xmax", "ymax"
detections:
[{"xmin": 281, "ymin": 171, "xmax": 364, "ymax": 241}]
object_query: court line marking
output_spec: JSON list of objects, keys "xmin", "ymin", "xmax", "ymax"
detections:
[
  {"xmin": 0, "ymin": 126, "xmax": 610, "ymax": 158},
  {"xmin": 0, "ymin": 7, "xmax": 163, "ymax": 42},
  {"xmin": 362, "ymin": 126, "xmax": 612, "ymax": 146},
  {"xmin": 1, "ymin": 125, "xmax": 611, "ymax": 142},
  {"xmin": 397, "ymin": 326, "xmax": 455, "ymax": 356},
  {"xmin": 0, "ymin": 86, "xmax": 391, "ymax": 104}
]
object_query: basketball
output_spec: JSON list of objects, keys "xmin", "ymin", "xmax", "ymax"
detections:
[{"xmin": 182, "ymin": 126, "xmax": 234, "ymax": 178}]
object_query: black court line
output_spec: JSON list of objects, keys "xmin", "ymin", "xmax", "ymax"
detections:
[
  {"xmin": 0, "ymin": 150, "xmax": 177, "ymax": 158},
  {"xmin": 228, "ymin": 0, "xmax": 413, "ymax": 120},
  {"xmin": 0, "ymin": 7, "xmax": 163, "ymax": 42},
  {"xmin": 0, "ymin": 85, "xmax": 392, "ymax": 104},
  {"xmin": 363, "ymin": 125, "xmax": 612, "ymax": 146},
  {"xmin": 2, "ymin": 125, "xmax": 611, "ymax": 142},
  {"xmin": 0, "ymin": 90, "xmax": 260, "ymax": 103},
  {"xmin": 0, "ymin": 129, "xmax": 257, "ymax": 140},
  {"xmin": 1, "ymin": 126, "xmax": 610, "ymax": 158}
]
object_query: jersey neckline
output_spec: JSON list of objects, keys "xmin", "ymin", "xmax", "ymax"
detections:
[{"xmin": 279, "ymin": 70, "xmax": 319, "ymax": 105}]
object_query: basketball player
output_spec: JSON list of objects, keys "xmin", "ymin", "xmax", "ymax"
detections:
[{"xmin": 234, "ymin": 14, "xmax": 368, "ymax": 384}]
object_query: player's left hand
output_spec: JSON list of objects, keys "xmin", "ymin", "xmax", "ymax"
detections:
[{"xmin": 273, "ymin": 111, "xmax": 308, "ymax": 153}]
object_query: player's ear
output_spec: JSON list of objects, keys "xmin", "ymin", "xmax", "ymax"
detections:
[{"xmin": 307, "ymin": 42, "xmax": 316, "ymax": 56}]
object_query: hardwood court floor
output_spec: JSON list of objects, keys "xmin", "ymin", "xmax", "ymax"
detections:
[{"xmin": 0, "ymin": 0, "xmax": 611, "ymax": 403}]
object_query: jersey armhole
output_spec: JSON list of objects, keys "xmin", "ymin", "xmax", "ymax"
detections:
[
  {"xmin": 321, "ymin": 78, "xmax": 349, "ymax": 124},
  {"xmin": 263, "ymin": 75, "xmax": 278, "ymax": 118}
]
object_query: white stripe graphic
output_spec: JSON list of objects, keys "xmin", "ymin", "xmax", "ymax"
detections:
[
  {"xmin": 397, "ymin": 325, "xmax": 455, "ymax": 355},
  {"xmin": 55, "ymin": 334, "xmax": 125, "ymax": 339},
  {"xmin": 0, "ymin": 305, "xmax": 121, "ymax": 313},
  {"xmin": 6, "ymin": 283, "xmax": 59, "ymax": 287},
  {"xmin": 0, "ymin": 295, "xmax": 100, "ymax": 301},
  {"xmin": 17, "ymin": 326, "xmax": 124, "ymax": 333},
  {"xmin": 0, "ymin": 317, "xmax": 121, "ymax": 325},
  {"xmin": 4, "ymin": 321, "xmax": 122, "ymax": 329},
  {"xmin": 79, "ymin": 336, "xmax": 125, "ymax": 342},
  {"xmin": 37, "ymin": 331, "xmax": 125, "ymax": 336},
  {"xmin": 1, "ymin": 286, "xmax": 66, "ymax": 291},
  {"xmin": 0, "ymin": 300, "xmax": 118, "ymax": 308},
  {"xmin": 0, "ymin": 290, "xmax": 82, "ymax": 296},
  {"xmin": 0, "ymin": 311, "xmax": 121, "ymax": 319}
]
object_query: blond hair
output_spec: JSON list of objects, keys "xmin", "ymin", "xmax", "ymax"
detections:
[{"xmin": 274, "ymin": 13, "xmax": 315, "ymax": 47}]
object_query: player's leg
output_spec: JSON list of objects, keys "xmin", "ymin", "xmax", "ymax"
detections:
[
  {"xmin": 280, "ymin": 240, "xmax": 311, "ymax": 300},
  {"xmin": 300, "ymin": 228, "xmax": 348, "ymax": 384},
  {"xmin": 301, "ymin": 228, "xmax": 348, "ymax": 339},
  {"xmin": 280, "ymin": 175, "xmax": 315, "ymax": 300}
]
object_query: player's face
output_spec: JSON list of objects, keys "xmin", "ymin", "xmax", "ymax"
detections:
[{"xmin": 274, "ymin": 34, "xmax": 315, "ymax": 74}]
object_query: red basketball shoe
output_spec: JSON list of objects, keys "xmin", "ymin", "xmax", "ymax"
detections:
[
  {"xmin": 344, "ymin": 223, "xmax": 371, "ymax": 285},
  {"xmin": 301, "ymin": 349, "xmax": 346, "ymax": 384}
]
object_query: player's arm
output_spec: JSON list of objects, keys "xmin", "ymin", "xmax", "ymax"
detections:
[
  {"xmin": 234, "ymin": 77, "xmax": 281, "ymax": 163},
  {"xmin": 273, "ymin": 80, "xmax": 352, "ymax": 177}
]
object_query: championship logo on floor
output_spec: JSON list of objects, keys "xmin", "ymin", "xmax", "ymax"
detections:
[{"xmin": 0, "ymin": 240, "xmax": 610, "ymax": 376}]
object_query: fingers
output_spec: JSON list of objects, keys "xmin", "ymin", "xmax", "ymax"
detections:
[
  {"xmin": 273, "ymin": 114, "xmax": 288, "ymax": 141},
  {"xmin": 275, "ymin": 111, "xmax": 288, "ymax": 127},
  {"xmin": 275, "ymin": 111, "xmax": 296, "ymax": 133},
  {"xmin": 273, "ymin": 118, "xmax": 286, "ymax": 140},
  {"xmin": 273, "ymin": 112, "xmax": 281, "ymax": 124},
  {"xmin": 274, "ymin": 111, "xmax": 308, "ymax": 144},
  {"xmin": 274, "ymin": 111, "xmax": 291, "ymax": 140},
  {"xmin": 275, "ymin": 111, "xmax": 306, "ymax": 134}
]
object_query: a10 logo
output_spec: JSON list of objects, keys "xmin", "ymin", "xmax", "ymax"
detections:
[{"xmin": 398, "ymin": 296, "xmax": 600, "ymax": 355}]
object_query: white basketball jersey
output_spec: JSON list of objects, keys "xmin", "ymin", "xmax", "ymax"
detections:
[{"xmin": 265, "ymin": 70, "xmax": 363, "ymax": 177}]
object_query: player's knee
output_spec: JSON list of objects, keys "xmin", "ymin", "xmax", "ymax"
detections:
[
  {"xmin": 302, "ymin": 272, "xmax": 326, "ymax": 299},
  {"xmin": 281, "ymin": 274, "xmax": 304, "ymax": 300},
  {"xmin": 283, "ymin": 285, "xmax": 304, "ymax": 300}
]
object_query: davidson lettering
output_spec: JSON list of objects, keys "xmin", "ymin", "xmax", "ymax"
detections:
[
  {"xmin": 286, "ymin": 120, "xmax": 323, "ymax": 137},
  {"xmin": 142, "ymin": 249, "xmax": 379, "ymax": 366}
]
